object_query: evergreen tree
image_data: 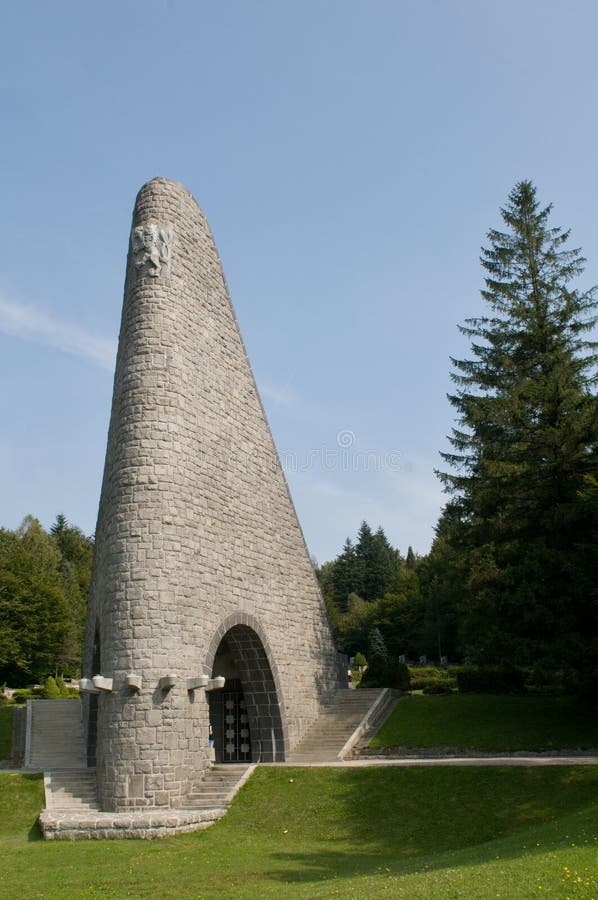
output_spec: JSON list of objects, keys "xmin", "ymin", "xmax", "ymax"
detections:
[
  {"xmin": 50, "ymin": 515, "xmax": 94, "ymax": 674},
  {"xmin": 353, "ymin": 522, "xmax": 375, "ymax": 598},
  {"xmin": 565, "ymin": 470, "xmax": 598, "ymax": 695},
  {"xmin": 405, "ymin": 546, "xmax": 417, "ymax": 570},
  {"xmin": 438, "ymin": 181, "xmax": 598, "ymax": 671},
  {"xmin": 417, "ymin": 503, "xmax": 467, "ymax": 662},
  {"xmin": 320, "ymin": 522, "xmax": 404, "ymax": 628},
  {"xmin": 330, "ymin": 538, "xmax": 357, "ymax": 612},
  {"xmin": 50, "ymin": 515, "xmax": 94, "ymax": 602},
  {"xmin": 368, "ymin": 626, "xmax": 388, "ymax": 662},
  {"xmin": 354, "ymin": 522, "xmax": 401, "ymax": 601},
  {"xmin": 374, "ymin": 526, "xmax": 403, "ymax": 593},
  {"xmin": 376, "ymin": 571, "xmax": 424, "ymax": 660},
  {"xmin": 50, "ymin": 513, "xmax": 68, "ymax": 536},
  {"xmin": 43, "ymin": 675, "xmax": 61, "ymax": 699},
  {"xmin": 315, "ymin": 559, "xmax": 335, "ymax": 601}
]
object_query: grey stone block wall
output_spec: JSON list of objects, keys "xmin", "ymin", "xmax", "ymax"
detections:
[{"xmin": 83, "ymin": 178, "xmax": 344, "ymax": 811}]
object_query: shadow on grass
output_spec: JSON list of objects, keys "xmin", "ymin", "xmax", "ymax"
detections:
[
  {"xmin": 28, "ymin": 820, "xmax": 42, "ymax": 841},
  {"xmin": 233, "ymin": 766, "xmax": 598, "ymax": 889},
  {"xmin": 266, "ymin": 810, "xmax": 596, "ymax": 888}
]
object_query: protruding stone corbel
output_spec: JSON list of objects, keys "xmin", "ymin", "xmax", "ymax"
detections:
[
  {"xmin": 126, "ymin": 674, "xmax": 142, "ymax": 691},
  {"xmin": 92, "ymin": 675, "xmax": 113, "ymax": 692},
  {"xmin": 187, "ymin": 675, "xmax": 209, "ymax": 692},
  {"xmin": 159, "ymin": 675, "xmax": 177, "ymax": 691},
  {"xmin": 78, "ymin": 677, "xmax": 100, "ymax": 694},
  {"xmin": 206, "ymin": 676, "xmax": 226, "ymax": 691}
]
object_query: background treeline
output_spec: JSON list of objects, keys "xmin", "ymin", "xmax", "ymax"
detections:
[
  {"xmin": 320, "ymin": 181, "xmax": 597, "ymax": 697},
  {"xmin": 0, "ymin": 515, "xmax": 93, "ymax": 686},
  {"xmin": 316, "ymin": 522, "xmax": 457, "ymax": 665}
]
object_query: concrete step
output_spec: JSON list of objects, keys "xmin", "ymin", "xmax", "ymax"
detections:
[
  {"xmin": 300, "ymin": 734, "xmax": 358, "ymax": 739},
  {"xmin": 50, "ymin": 786, "xmax": 97, "ymax": 796},
  {"xmin": 45, "ymin": 770, "xmax": 99, "ymax": 811},
  {"xmin": 190, "ymin": 779, "xmax": 246, "ymax": 789},
  {"xmin": 182, "ymin": 764, "xmax": 252, "ymax": 811}
]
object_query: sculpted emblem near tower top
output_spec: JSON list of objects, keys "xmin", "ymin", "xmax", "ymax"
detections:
[{"xmin": 131, "ymin": 222, "xmax": 173, "ymax": 278}]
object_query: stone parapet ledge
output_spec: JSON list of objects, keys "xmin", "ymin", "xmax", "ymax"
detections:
[{"xmin": 39, "ymin": 807, "xmax": 227, "ymax": 840}]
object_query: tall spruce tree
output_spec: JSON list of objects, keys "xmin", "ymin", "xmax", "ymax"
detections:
[
  {"xmin": 439, "ymin": 181, "xmax": 598, "ymax": 672},
  {"xmin": 353, "ymin": 522, "xmax": 402, "ymax": 601},
  {"xmin": 405, "ymin": 546, "xmax": 417, "ymax": 570},
  {"xmin": 330, "ymin": 538, "xmax": 357, "ymax": 612}
]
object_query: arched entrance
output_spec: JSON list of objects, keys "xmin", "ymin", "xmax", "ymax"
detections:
[{"xmin": 207, "ymin": 616, "xmax": 287, "ymax": 763}]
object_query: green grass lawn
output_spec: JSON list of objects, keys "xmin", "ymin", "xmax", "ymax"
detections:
[
  {"xmin": 0, "ymin": 766, "xmax": 597, "ymax": 898},
  {"xmin": 371, "ymin": 694, "xmax": 598, "ymax": 752},
  {"xmin": 0, "ymin": 707, "xmax": 13, "ymax": 759}
]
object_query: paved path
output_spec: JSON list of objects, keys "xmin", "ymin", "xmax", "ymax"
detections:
[
  {"xmin": 266, "ymin": 754, "xmax": 598, "ymax": 767},
  {"xmin": 4, "ymin": 753, "xmax": 598, "ymax": 777}
]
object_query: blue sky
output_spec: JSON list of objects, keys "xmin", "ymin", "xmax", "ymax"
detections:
[{"xmin": 1, "ymin": 1, "xmax": 597, "ymax": 562}]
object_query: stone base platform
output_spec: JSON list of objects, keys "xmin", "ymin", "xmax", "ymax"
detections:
[{"xmin": 39, "ymin": 806, "xmax": 227, "ymax": 840}]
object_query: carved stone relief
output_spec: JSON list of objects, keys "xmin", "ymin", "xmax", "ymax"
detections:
[{"xmin": 131, "ymin": 223, "xmax": 173, "ymax": 278}]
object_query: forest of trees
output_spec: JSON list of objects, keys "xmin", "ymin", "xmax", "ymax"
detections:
[
  {"xmin": 320, "ymin": 181, "xmax": 597, "ymax": 696},
  {"xmin": 316, "ymin": 521, "xmax": 458, "ymax": 664},
  {"xmin": 0, "ymin": 515, "xmax": 93, "ymax": 686},
  {"xmin": 0, "ymin": 180, "xmax": 596, "ymax": 696}
]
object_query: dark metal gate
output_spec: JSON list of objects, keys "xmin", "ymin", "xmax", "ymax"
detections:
[{"xmin": 210, "ymin": 680, "xmax": 252, "ymax": 763}]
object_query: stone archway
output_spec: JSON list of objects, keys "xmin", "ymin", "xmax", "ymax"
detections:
[{"xmin": 206, "ymin": 613, "xmax": 288, "ymax": 763}]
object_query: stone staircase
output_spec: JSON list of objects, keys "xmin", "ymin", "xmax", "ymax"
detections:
[
  {"xmin": 286, "ymin": 688, "xmax": 391, "ymax": 763},
  {"xmin": 27, "ymin": 699, "xmax": 86, "ymax": 770},
  {"xmin": 44, "ymin": 770, "xmax": 99, "ymax": 811},
  {"xmin": 181, "ymin": 764, "xmax": 253, "ymax": 810}
]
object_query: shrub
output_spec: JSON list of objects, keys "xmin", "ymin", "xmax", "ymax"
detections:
[
  {"xmin": 42, "ymin": 676, "xmax": 61, "ymax": 700},
  {"xmin": 360, "ymin": 657, "xmax": 411, "ymax": 691},
  {"xmin": 409, "ymin": 666, "xmax": 446, "ymax": 680},
  {"xmin": 12, "ymin": 689, "xmax": 34, "ymax": 705},
  {"xmin": 422, "ymin": 679, "xmax": 453, "ymax": 695},
  {"xmin": 411, "ymin": 675, "xmax": 456, "ymax": 690},
  {"xmin": 410, "ymin": 667, "xmax": 457, "ymax": 692},
  {"xmin": 457, "ymin": 666, "xmax": 526, "ymax": 695},
  {"xmin": 524, "ymin": 664, "xmax": 569, "ymax": 695},
  {"xmin": 359, "ymin": 655, "xmax": 386, "ymax": 688},
  {"xmin": 385, "ymin": 659, "xmax": 411, "ymax": 691}
]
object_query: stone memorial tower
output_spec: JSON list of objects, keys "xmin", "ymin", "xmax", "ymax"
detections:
[{"xmin": 82, "ymin": 178, "xmax": 344, "ymax": 812}]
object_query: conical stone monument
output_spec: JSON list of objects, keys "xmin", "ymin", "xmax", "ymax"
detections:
[{"xmin": 82, "ymin": 178, "xmax": 345, "ymax": 812}]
